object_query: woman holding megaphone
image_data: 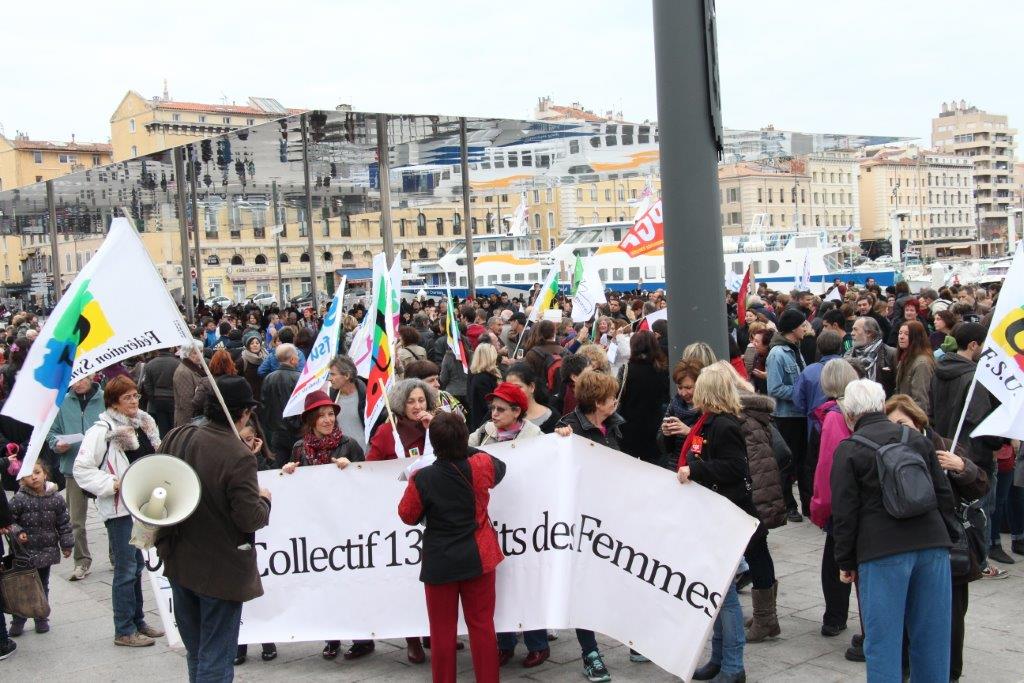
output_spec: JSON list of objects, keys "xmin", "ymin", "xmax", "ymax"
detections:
[{"xmin": 74, "ymin": 376, "xmax": 166, "ymax": 648}]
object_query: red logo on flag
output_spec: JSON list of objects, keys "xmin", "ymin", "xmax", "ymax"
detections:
[{"xmin": 617, "ymin": 200, "xmax": 664, "ymax": 257}]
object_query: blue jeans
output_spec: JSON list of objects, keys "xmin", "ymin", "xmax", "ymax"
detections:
[
  {"xmin": 708, "ymin": 583, "xmax": 745, "ymax": 675},
  {"xmin": 859, "ymin": 547, "xmax": 951, "ymax": 683},
  {"xmin": 105, "ymin": 516, "xmax": 146, "ymax": 637},
  {"xmin": 497, "ymin": 629, "xmax": 548, "ymax": 653},
  {"xmin": 991, "ymin": 467, "xmax": 1014, "ymax": 546},
  {"xmin": 979, "ymin": 462, "xmax": 998, "ymax": 565},
  {"xmin": 170, "ymin": 580, "xmax": 243, "ymax": 683}
]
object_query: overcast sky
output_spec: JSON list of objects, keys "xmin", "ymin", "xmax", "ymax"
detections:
[{"xmin": 3, "ymin": 0, "xmax": 1020, "ymax": 154}]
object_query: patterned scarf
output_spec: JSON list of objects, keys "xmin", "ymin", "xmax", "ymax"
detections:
[{"xmin": 302, "ymin": 427, "xmax": 344, "ymax": 465}]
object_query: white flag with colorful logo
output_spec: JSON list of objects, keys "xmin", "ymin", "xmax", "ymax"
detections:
[
  {"xmin": 528, "ymin": 268, "xmax": 560, "ymax": 324},
  {"xmin": 282, "ymin": 278, "xmax": 346, "ymax": 418},
  {"xmin": 363, "ymin": 253, "xmax": 399, "ymax": 445},
  {"xmin": 571, "ymin": 258, "xmax": 607, "ymax": 324},
  {"xmin": 1, "ymin": 218, "xmax": 192, "ymax": 478},
  {"xmin": 970, "ymin": 243, "xmax": 1024, "ymax": 439},
  {"xmin": 445, "ymin": 287, "xmax": 468, "ymax": 373}
]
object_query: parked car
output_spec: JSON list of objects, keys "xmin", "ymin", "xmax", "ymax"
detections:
[
  {"xmin": 206, "ymin": 295, "xmax": 232, "ymax": 308},
  {"xmin": 247, "ymin": 292, "xmax": 278, "ymax": 308}
]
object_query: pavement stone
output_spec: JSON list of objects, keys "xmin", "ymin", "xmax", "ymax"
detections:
[{"xmin": 3, "ymin": 507, "xmax": 1023, "ymax": 681}]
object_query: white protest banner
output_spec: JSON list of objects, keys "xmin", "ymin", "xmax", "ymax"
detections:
[
  {"xmin": 2, "ymin": 217, "xmax": 192, "ymax": 477},
  {"xmin": 969, "ymin": 242, "xmax": 1024, "ymax": 439},
  {"xmin": 147, "ymin": 434, "xmax": 757, "ymax": 680},
  {"xmin": 282, "ymin": 278, "xmax": 346, "ymax": 417}
]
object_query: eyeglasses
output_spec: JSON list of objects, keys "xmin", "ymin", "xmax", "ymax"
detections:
[
  {"xmin": 489, "ymin": 404, "xmax": 509, "ymax": 413},
  {"xmin": 120, "ymin": 393, "xmax": 141, "ymax": 402}
]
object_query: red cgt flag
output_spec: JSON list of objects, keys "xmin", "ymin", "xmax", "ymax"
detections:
[
  {"xmin": 736, "ymin": 266, "xmax": 753, "ymax": 322},
  {"xmin": 617, "ymin": 200, "xmax": 664, "ymax": 257}
]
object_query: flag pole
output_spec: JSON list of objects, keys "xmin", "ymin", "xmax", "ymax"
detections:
[
  {"xmin": 120, "ymin": 206, "xmax": 241, "ymax": 440},
  {"xmin": 949, "ymin": 375, "xmax": 979, "ymax": 449}
]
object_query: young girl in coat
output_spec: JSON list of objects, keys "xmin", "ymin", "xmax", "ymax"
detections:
[{"xmin": 8, "ymin": 461, "xmax": 72, "ymax": 636}]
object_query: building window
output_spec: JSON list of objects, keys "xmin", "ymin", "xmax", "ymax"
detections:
[
  {"xmin": 172, "ymin": 113, "xmax": 181, "ymax": 122},
  {"xmin": 222, "ymin": 117, "xmax": 231, "ymax": 124},
  {"xmin": 322, "ymin": 218, "xmax": 330, "ymax": 237},
  {"xmin": 322, "ymin": 252, "xmax": 333, "ymax": 264},
  {"xmin": 453, "ymin": 213, "xmax": 462, "ymax": 234},
  {"xmin": 129, "ymin": 119, "xmax": 136, "ymax": 133},
  {"xmin": 255, "ymin": 254, "xmax": 267, "ymax": 265},
  {"xmin": 533, "ymin": 190, "xmax": 540, "ymax": 203},
  {"xmin": 198, "ymin": 115, "xmax": 207, "ymax": 123},
  {"xmin": 726, "ymin": 188, "xmax": 739, "ymax": 202},
  {"xmin": 471, "ymin": 217, "xmax": 478, "ymax": 233},
  {"xmin": 547, "ymin": 212, "xmax": 555, "ymax": 228},
  {"xmin": 399, "ymin": 218, "xmax": 406, "ymax": 237},
  {"xmin": 418, "ymin": 248, "xmax": 429, "ymax": 259},
  {"xmin": 576, "ymin": 188, "xmax": 583, "ymax": 201},
  {"xmin": 246, "ymin": 118, "xmax": 255, "ymax": 126},
  {"xmin": 230, "ymin": 254, "xmax": 244, "ymax": 265},
  {"xmin": 300, "ymin": 253, "xmax": 310, "ymax": 263},
  {"xmin": 340, "ymin": 214, "xmax": 351, "ymax": 237},
  {"xmin": 130, "ymin": 145, "xmax": 137, "ymax": 157},
  {"xmin": 435, "ymin": 217, "xmax": 444, "ymax": 235},
  {"xmin": 92, "ymin": 154, "xmax": 101, "ymax": 166},
  {"xmin": 534, "ymin": 213, "xmax": 541, "ymax": 228},
  {"xmin": 32, "ymin": 151, "xmax": 43, "ymax": 164},
  {"xmin": 417, "ymin": 213, "xmax": 427, "ymax": 236}
]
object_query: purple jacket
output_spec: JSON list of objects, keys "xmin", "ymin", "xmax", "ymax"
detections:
[{"xmin": 9, "ymin": 482, "xmax": 73, "ymax": 568}]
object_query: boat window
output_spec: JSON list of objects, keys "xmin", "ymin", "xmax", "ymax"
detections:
[
  {"xmin": 767, "ymin": 260, "xmax": 780, "ymax": 274},
  {"xmin": 501, "ymin": 239, "xmax": 514, "ymax": 251},
  {"xmin": 644, "ymin": 266, "xmax": 659, "ymax": 279},
  {"xmin": 476, "ymin": 276, "xmax": 484, "ymax": 286},
  {"xmin": 480, "ymin": 161, "xmax": 490, "ymax": 170},
  {"xmin": 612, "ymin": 229, "xmax": 623, "ymax": 240},
  {"xmin": 795, "ymin": 236, "xmax": 817, "ymax": 249},
  {"xmin": 628, "ymin": 267, "xmax": 641, "ymax": 280},
  {"xmin": 606, "ymin": 125, "xmax": 617, "ymax": 134},
  {"xmin": 612, "ymin": 268, "xmax": 624, "ymax": 280},
  {"xmin": 752, "ymin": 262, "xmax": 762, "ymax": 274},
  {"xmin": 622, "ymin": 125, "xmax": 634, "ymax": 136},
  {"xmin": 599, "ymin": 269, "xmax": 608, "ymax": 281},
  {"xmin": 605, "ymin": 135, "xmax": 617, "ymax": 147},
  {"xmin": 537, "ymin": 154, "xmax": 550, "ymax": 168},
  {"xmin": 514, "ymin": 273, "xmax": 525, "ymax": 282},
  {"xmin": 588, "ymin": 229, "xmax": 604, "ymax": 241},
  {"xmin": 450, "ymin": 243, "xmax": 465, "ymax": 255},
  {"xmin": 590, "ymin": 137, "xmax": 601, "ymax": 148},
  {"xmin": 493, "ymin": 157, "xmax": 504, "ymax": 169},
  {"xmin": 622, "ymin": 134, "xmax": 633, "ymax": 145},
  {"xmin": 529, "ymin": 272, "xmax": 538, "ymax": 281},
  {"xmin": 568, "ymin": 164, "xmax": 594, "ymax": 174},
  {"xmin": 733, "ymin": 261, "xmax": 744, "ymax": 274},
  {"xmin": 541, "ymin": 268, "xmax": 551, "ymax": 280},
  {"xmin": 488, "ymin": 275, "xmax": 497, "ymax": 285},
  {"xmin": 521, "ymin": 152, "xmax": 532, "ymax": 167},
  {"xmin": 570, "ymin": 140, "xmax": 580, "ymax": 154},
  {"xmin": 487, "ymin": 241, "xmax": 497, "ymax": 252},
  {"xmin": 507, "ymin": 152, "xmax": 518, "ymax": 168},
  {"xmin": 460, "ymin": 277, "xmax": 467, "ymax": 287}
]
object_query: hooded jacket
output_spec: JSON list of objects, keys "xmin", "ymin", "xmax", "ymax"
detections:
[
  {"xmin": 738, "ymin": 393, "xmax": 787, "ymax": 529},
  {"xmin": 9, "ymin": 481, "xmax": 73, "ymax": 568},
  {"xmin": 766, "ymin": 333, "xmax": 805, "ymax": 418},
  {"xmin": 809, "ymin": 400, "xmax": 850, "ymax": 528},
  {"xmin": 929, "ymin": 353, "xmax": 1001, "ymax": 471}
]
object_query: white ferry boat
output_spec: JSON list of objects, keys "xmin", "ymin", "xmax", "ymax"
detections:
[{"xmin": 409, "ymin": 220, "xmax": 897, "ymax": 298}]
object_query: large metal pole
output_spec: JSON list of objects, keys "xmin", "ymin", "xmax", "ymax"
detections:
[
  {"xmin": 187, "ymin": 145, "xmax": 203, "ymax": 303},
  {"xmin": 45, "ymin": 180, "xmax": 61, "ymax": 308},
  {"xmin": 653, "ymin": 0, "xmax": 727, "ymax": 363},
  {"xmin": 459, "ymin": 118, "xmax": 476, "ymax": 298},
  {"xmin": 300, "ymin": 114, "xmax": 319, "ymax": 306},
  {"xmin": 376, "ymin": 113, "xmax": 396, "ymax": 268},
  {"xmin": 271, "ymin": 180, "xmax": 285, "ymax": 305},
  {"xmin": 172, "ymin": 148, "xmax": 195, "ymax": 321}
]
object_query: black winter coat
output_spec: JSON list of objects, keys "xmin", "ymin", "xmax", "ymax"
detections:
[
  {"xmin": 260, "ymin": 367, "xmax": 301, "ymax": 450},
  {"xmin": 617, "ymin": 360, "xmax": 670, "ymax": 464},
  {"xmin": 558, "ymin": 409, "xmax": 624, "ymax": 451},
  {"xmin": 831, "ymin": 412, "xmax": 955, "ymax": 571},
  {"xmin": 466, "ymin": 372, "xmax": 499, "ymax": 433},
  {"xmin": 686, "ymin": 412, "xmax": 758, "ymax": 518},
  {"xmin": 9, "ymin": 483, "xmax": 73, "ymax": 568},
  {"xmin": 290, "ymin": 436, "xmax": 365, "ymax": 466},
  {"xmin": 929, "ymin": 353, "xmax": 1002, "ymax": 472},
  {"xmin": 142, "ymin": 351, "xmax": 180, "ymax": 406}
]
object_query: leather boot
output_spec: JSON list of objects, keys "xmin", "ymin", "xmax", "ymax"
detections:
[
  {"xmin": 744, "ymin": 580, "xmax": 777, "ymax": 628},
  {"xmin": 745, "ymin": 582, "xmax": 780, "ymax": 642}
]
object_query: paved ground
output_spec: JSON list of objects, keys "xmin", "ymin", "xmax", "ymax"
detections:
[{"xmin": 4, "ymin": 507, "xmax": 1024, "ymax": 682}]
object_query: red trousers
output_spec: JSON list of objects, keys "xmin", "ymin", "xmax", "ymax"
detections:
[{"xmin": 424, "ymin": 570, "xmax": 499, "ymax": 683}]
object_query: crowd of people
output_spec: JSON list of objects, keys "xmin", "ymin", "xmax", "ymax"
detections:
[{"xmin": 0, "ymin": 273, "xmax": 1020, "ymax": 683}]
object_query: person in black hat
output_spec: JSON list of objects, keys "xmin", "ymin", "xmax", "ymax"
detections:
[
  {"xmin": 766, "ymin": 306, "xmax": 810, "ymax": 522},
  {"xmin": 156, "ymin": 375, "xmax": 272, "ymax": 682}
]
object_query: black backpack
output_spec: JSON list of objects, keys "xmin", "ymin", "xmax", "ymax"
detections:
[{"xmin": 851, "ymin": 426, "xmax": 938, "ymax": 519}]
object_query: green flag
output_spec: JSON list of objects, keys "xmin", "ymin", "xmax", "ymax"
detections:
[{"xmin": 571, "ymin": 256, "xmax": 584, "ymax": 296}]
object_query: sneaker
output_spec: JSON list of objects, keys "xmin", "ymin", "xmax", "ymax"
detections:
[
  {"xmin": 629, "ymin": 650, "xmax": 649, "ymax": 663},
  {"xmin": 988, "ymin": 546, "xmax": 1016, "ymax": 565},
  {"xmin": 137, "ymin": 623, "xmax": 165, "ymax": 638},
  {"xmin": 69, "ymin": 565, "xmax": 90, "ymax": 581},
  {"xmin": 981, "ymin": 566, "xmax": 1009, "ymax": 580},
  {"xmin": 0, "ymin": 639, "xmax": 16, "ymax": 661},
  {"xmin": 786, "ymin": 509, "xmax": 804, "ymax": 523},
  {"xmin": 114, "ymin": 633, "xmax": 155, "ymax": 647},
  {"xmin": 582, "ymin": 650, "xmax": 611, "ymax": 682}
]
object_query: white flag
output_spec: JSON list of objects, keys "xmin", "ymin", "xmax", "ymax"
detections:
[
  {"xmin": 571, "ymin": 261, "xmax": 607, "ymax": 323},
  {"xmin": 1, "ymin": 217, "xmax": 192, "ymax": 478},
  {"xmin": 970, "ymin": 242, "xmax": 1024, "ymax": 439},
  {"xmin": 282, "ymin": 278, "xmax": 346, "ymax": 417}
]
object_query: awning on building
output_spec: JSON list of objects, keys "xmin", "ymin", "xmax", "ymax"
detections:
[{"xmin": 335, "ymin": 267, "xmax": 373, "ymax": 280}]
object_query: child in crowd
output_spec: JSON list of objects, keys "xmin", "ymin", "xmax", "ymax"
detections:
[{"xmin": 8, "ymin": 461, "xmax": 72, "ymax": 636}]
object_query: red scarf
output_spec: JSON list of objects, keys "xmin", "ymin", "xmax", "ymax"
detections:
[
  {"xmin": 302, "ymin": 427, "xmax": 344, "ymax": 465},
  {"xmin": 679, "ymin": 413, "xmax": 709, "ymax": 467}
]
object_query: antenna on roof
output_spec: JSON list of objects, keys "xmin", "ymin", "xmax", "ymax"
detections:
[{"xmin": 163, "ymin": 78, "xmax": 170, "ymax": 101}]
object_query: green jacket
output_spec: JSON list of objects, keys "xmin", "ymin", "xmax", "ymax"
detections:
[{"xmin": 47, "ymin": 383, "xmax": 105, "ymax": 475}]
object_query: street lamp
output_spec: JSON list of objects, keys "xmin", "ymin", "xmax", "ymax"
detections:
[{"xmin": 889, "ymin": 209, "xmax": 910, "ymax": 264}]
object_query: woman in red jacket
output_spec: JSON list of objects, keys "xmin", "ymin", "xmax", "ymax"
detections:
[
  {"xmin": 366, "ymin": 379, "xmax": 438, "ymax": 461},
  {"xmin": 399, "ymin": 411, "xmax": 506, "ymax": 683}
]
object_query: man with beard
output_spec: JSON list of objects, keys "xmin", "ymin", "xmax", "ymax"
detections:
[
  {"xmin": 844, "ymin": 317, "xmax": 896, "ymax": 397},
  {"xmin": 856, "ymin": 295, "xmax": 891, "ymax": 343}
]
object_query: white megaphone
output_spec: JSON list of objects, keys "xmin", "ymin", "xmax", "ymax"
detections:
[{"xmin": 121, "ymin": 454, "xmax": 202, "ymax": 550}]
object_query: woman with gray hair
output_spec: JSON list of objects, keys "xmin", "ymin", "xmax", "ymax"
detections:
[
  {"xmin": 366, "ymin": 379, "xmax": 439, "ymax": 461},
  {"xmin": 830, "ymin": 379, "xmax": 954, "ymax": 681},
  {"xmin": 808, "ymin": 359, "xmax": 861, "ymax": 643},
  {"xmin": 172, "ymin": 339, "xmax": 206, "ymax": 427}
]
